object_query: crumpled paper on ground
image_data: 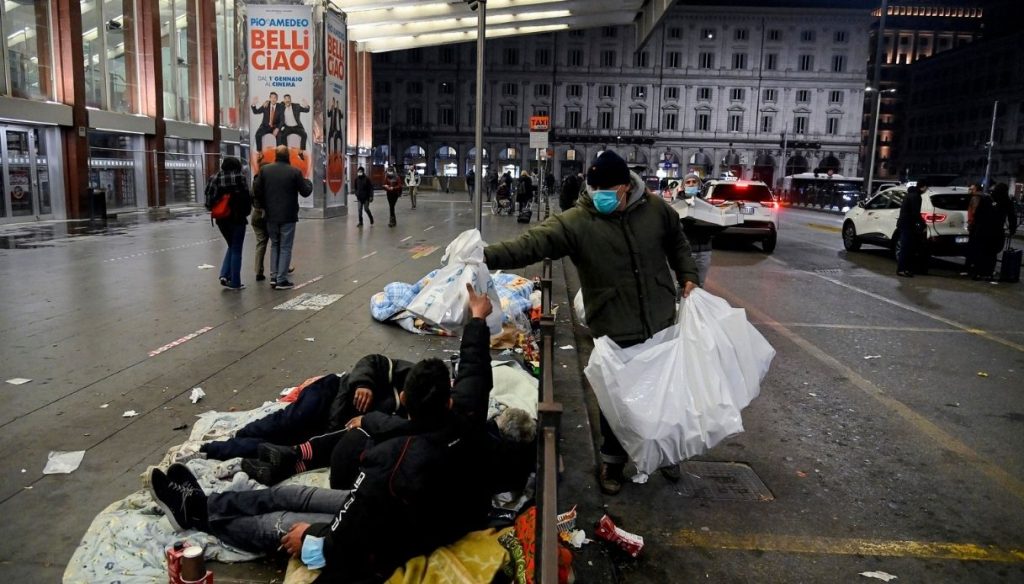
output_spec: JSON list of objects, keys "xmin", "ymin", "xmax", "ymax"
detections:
[
  {"xmin": 43, "ymin": 450, "xmax": 86, "ymax": 474},
  {"xmin": 189, "ymin": 387, "xmax": 206, "ymax": 404}
]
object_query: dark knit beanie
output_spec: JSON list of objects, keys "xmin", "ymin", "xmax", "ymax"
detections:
[{"xmin": 586, "ymin": 150, "xmax": 630, "ymax": 189}]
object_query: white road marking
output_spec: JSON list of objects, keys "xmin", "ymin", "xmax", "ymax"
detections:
[
  {"xmin": 148, "ymin": 326, "xmax": 214, "ymax": 357},
  {"xmin": 423, "ymin": 225, "xmax": 435, "ymax": 232},
  {"xmin": 293, "ymin": 275, "xmax": 324, "ymax": 290},
  {"xmin": 273, "ymin": 293, "xmax": 344, "ymax": 311},
  {"xmin": 359, "ymin": 251, "xmax": 377, "ymax": 260},
  {"xmin": 400, "ymin": 236, "xmax": 413, "ymax": 242}
]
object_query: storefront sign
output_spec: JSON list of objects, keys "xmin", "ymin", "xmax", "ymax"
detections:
[
  {"xmin": 324, "ymin": 10, "xmax": 347, "ymax": 205},
  {"xmin": 247, "ymin": 4, "xmax": 314, "ymax": 182}
]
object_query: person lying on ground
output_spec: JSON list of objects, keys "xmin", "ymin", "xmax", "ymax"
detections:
[{"xmin": 148, "ymin": 284, "xmax": 497, "ymax": 583}]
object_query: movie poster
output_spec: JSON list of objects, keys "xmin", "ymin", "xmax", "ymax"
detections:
[
  {"xmin": 324, "ymin": 11, "xmax": 347, "ymax": 206},
  {"xmin": 247, "ymin": 4, "xmax": 314, "ymax": 182}
]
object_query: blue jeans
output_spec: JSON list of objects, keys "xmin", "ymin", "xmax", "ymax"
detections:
[
  {"xmin": 268, "ymin": 221, "xmax": 296, "ymax": 282},
  {"xmin": 207, "ymin": 485, "xmax": 350, "ymax": 553},
  {"xmin": 692, "ymin": 250, "xmax": 712, "ymax": 287},
  {"xmin": 218, "ymin": 222, "xmax": 246, "ymax": 288}
]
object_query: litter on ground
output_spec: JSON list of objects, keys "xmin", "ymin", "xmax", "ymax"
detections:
[
  {"xmin": 42, "ymin": 450, "xmax": 86, "ymax": 474},
  {"xmin": 859, "ymin": 571, "xmax": 898, "ymax": 582},
  {"xmin": 122, "ymin": 410, "xmax": 138, "ymax": 418},
  {"xmin": 5, "ymin": 378, "xmax": 32, "ymax": 385},
  {"xmin": 189, "ymin": 387, "xmax": 206, "ymax": 404}
]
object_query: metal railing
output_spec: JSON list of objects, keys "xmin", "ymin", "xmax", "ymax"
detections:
[{"xmin": 535, "ymin": 258, "xmax": 563, "ymax": 584}]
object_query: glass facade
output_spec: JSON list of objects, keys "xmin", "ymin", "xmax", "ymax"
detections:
[
  {"xmin": 88, "ymin": 131, "xmax": 144, "ymax": 210},
  {"xmin": 164, "ymin": 137, "xmax": 205, "ymax": 205},
  {"xmin": 160, "ymin": 0, "xmax": 201, "ymax": 122},
  {"xmin": 215, "ymin": 0, "xmax": 238, "ymax": 128},
  {"xmin": 1, "ymin": 0, "xmax": 55, "ymax": 100},
  {"xmin": 82, "ymin": 0, "xmax": 140, "ymax": 111}
]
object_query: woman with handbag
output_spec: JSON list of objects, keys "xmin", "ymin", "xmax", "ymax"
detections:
[{"xmin": 207, "ymin": 157, "xmax": 252, "ymax": 290}]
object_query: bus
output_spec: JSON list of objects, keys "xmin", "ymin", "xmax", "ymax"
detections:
[{"xmin": 780, "ymin": 173, "xmax": 892, "ymax": 210}]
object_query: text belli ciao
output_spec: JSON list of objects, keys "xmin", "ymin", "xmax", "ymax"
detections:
[{"xmin": 250, "ymin": 17, "xmax": 310, "ymax": 72}]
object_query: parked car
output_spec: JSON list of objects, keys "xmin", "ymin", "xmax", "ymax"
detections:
[
  {"xmin": 703, "ymin": 179, "xmax": 779, "ymax": 253},
  {"xmin": 841, "ymin": 186, "xmax": 971, "ymax": 257}
]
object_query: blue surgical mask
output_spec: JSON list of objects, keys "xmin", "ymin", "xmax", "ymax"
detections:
[
  {"xmin": 684, "ymin": 186, "xmax": 699, "ymax": 197},
  {"xmin": 592, "ymin": 190, "xmax": 620, "ymax": 214}
]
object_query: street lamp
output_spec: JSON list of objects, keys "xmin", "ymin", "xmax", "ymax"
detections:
[{"xmin": 865, "ymin": 87, "xmax": 896, "ymax": 198}]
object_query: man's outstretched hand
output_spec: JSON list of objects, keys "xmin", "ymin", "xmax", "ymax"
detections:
[
  {"xmin": 466, "ymin": 283, "xmax": 492, "ymax": 320},
  {"xmin": 281, "ymin": 522, "xmax": 310, "ymax": 557},
  {"xmin": 682, "ymin": 280, "xmax": 698, "ymax": 298}
]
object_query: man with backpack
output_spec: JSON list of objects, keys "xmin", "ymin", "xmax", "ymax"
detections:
[
  {"xmin": 205, "ymin": 157, "xmax": 251, "ymax": 290},
  {"xmin": 254, "ymin": 145, "xmax": 312, "ymax": 290}
]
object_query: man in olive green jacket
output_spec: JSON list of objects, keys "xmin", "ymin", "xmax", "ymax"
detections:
[{"xmin": 484, "ymin": 150, "xmax": 699, "ymax": 495}]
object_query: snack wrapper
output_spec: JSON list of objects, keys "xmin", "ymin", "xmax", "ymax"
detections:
[{"xmin": 594, "ymin": 514, "xmax": 644, "ymax": 557}]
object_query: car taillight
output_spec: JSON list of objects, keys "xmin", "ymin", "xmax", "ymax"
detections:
[{"xmin": 921, "ymin": 212, "xmax": 947, "ymax": 222}]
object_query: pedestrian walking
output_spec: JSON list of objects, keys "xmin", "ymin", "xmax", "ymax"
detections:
[
  {"xmin": 206, "ymin": 157, "xmax": 251, "ymax": 290},
  {"xmin": 383, "ymin": 167, "xmax": 403, "ymax": 227},
  {"xmin": 516, "ymin": 171, "xmax": 533, "ymax": 215},
  {"xmin": 251, "ymin": 161, "xmax": 270, "ymax": 282},
  {"xmin": 971, "ymin": 183, "xmax": 1018, "ymax": 280},
  {"xmin": 679, "ymin": 173, "xmax": 715, "ymax": 286},
  {"xmin": 354, "ymin": 166, "xmax": 374, "ymax": 228},
  {"xmin": 544, "ymin": 171, "xmax": 555, "ymax": 199},
  {"xmin": 466, "ymin": 168, "xmax": 476, "ymax": 201},
  {"xmin": 253, "ymin": 145, "xmax": 312, "ymax": 290},
  {"xmin": 966, "ymin": 183, "xmax": 986, "ymax": 276},
  {"xmin": 559, "ymin": 173, "xmax": 581, "ymax": 211},
  {"xmin": 484, "ymin": 150, "xmax": 699, "ymax": 495},
  {"xmin": 486, "ymin": 168, "xmax": 499, "ymax": 202},
  {"xmin": 405, "ymin": 167, "xmax": 420, "ymax": 209},
  {"xmin": 896, "ymin": 183, "xmax": 928, "ymax": 277}
]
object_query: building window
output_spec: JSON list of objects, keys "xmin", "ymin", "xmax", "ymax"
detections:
[
  {"xmin": 762, "ymin": 88, "xmax": 777, "ymax": 102},
  {"xmin": 566, "ymin": 109, "xmax": 581, "ymax": 129},
  {"xmin": 375, "ymin": 81, "xmax": 392, "ymax": 94},
  {"xmin": 600, "ymin": 51, "xmax": 616, "ymax": 67},
  {"xmin": 761, "ymin": 115, "xmax": 774, "ymax": 133},
  {"xmin": 568, "ymin": 29, "xmax": 585, "ymax": 38},
  {"xmin": 501, "ymin": 107, "xmax": 518, "ymax": 127},
  {"xmin": 668, "ymin": 27, "xmax": 682, "ymax": 40},
  {"xmin": 667, "ymin": 51, "xmax": 682, "ymax": 68},
  {"xmin": 735, "ymin": 28, "xmax": 749, "ymax": 41},
  {"xmin": 764, "ymin": 53, "xmax": 778, "ymax": 70},
  {"xmin": 439, "ymin": 81, "xmax": 454, "ymax": 95},
  {"xmin": 568, "ymin": 49, "xmax": 584, "ymax": 67},
  {"xmin": 600, "ymin": 84, "xmax": 615, "ymax": 99},
  {"xmin": 408, "ymin": 48, "xmax": 423, "ymax": 63},
  {"xmin": 599, "ymin": 109, "xmax": 614, "ymax": 129},
  {"xmin": 375, "ymin": 107, "xmax": 391, "ymax": 124},
  {"xmin": 438, "ymin": 106, "xmax": 454, "ymax": 126},
  {"xmin": 829, "ymin": 90, "xmax": 843, "ymax": 104},
  {"xmin": 665, "ymin": 86, "xmax": 680, "ymax": 100},
  {"xmin": 664, "ymin": 111, "xmax": 678, "ymax": 130},
  {"xmin": 406, "ymin": 107, "xmax": 423, "ymax": 125},
  {"xmin": 536, "ymin": 48, "xmax": 551, "ymax": 66},
  {"xmin": 503, "ymin": 48, "xmax": 520, "ymax": 66},
  {"xmin": 534, "ymin": 83, "xmax": 551, "ymax": 98},
  {"xmin": 408, "ymin": 81, "xmax": 424, "ymax": 95},
  {"xmin": 631, "ymin": 86, "xmax": 646, "ymax": 99},
  {"xmin": 501, "ymin": 82, "xmax": 518, "ymax": 97},
  {"xmin": 566, "ymin": 84, "xmax": 582, "ymax": 98},
  {"xmin": 826, "ymin": 116, "xmax": 840, "ymax": 135},
  {"xmin": 698, "ymin": 52, "xmax": 715, "ymax": 69},
  {"xmin": 732, "ymin": 53, "xmax": 748, "ymax": 69},
  {"xmin": 728, "ymin": 114, "xmax": 743, "ymax": 132},
  {"xmin": 631, "ymin": 110, "xmax": 646, "ymax": 130},
  {"xmin": 634, "ymin": 51, "xmax": 650, "ymax": 67},
  {"xmin": 834, "ymin": 30, "xmax": 848, "ymax": 43},
  {"xmin": 440, "ymin": 46, "xmax": 455, "ymax": 64},
  {"xmin": 697, "ymin": 87, "xmax": 713, "ymax": 100},
  {"xmin": 1, "ymin": 0, "xmax": 55, "ymax": 99},
  {"xmin": 701, "ymin": 28, "xmax": 716, "ymax": 40},
  {"xmin": 796, "ymin": 90, "xmax": 811, "ymax": 103},
  {"xmin": 81, "ymin": 0, "xmax": 145, "ymax": 112},
  {"xmin": 696, "ymin": 111, "xmax": 711, "ymax": 131},
  {"xmin": 799, "ymin": 54, "xmax": 814, "ymax": 71},
  {"xmin": 800, "ymin": 30, "xmax": 816, "ymax": 42},
  {"xmin": 602, "ymin": 26, "xmax": 618, "ymax": 38},
  {"xmin": 730, "ymin": 88, "xmax": 745, "ymax": 101},
  {"xmin": 768, "ymin": 29, "xmax": 782, "ymax": 41},
  {"xmin": 831, "ymin": 55, "xmax": 846, "ymax": 73},
  {"xmin": 794, "ymin": 114, "xmax": 808, "ymax": 134},
  {"xmin": 534, "ymin": 107, "xmax": 549, "ymax": 118}
]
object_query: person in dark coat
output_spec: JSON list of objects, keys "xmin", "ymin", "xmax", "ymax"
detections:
[
  {"xmin": 206, "ymin": 157, "xmax": 252, "ymax": 290},
  {"xmin": 972, "ymin": 183, "xmax": 1019, "ymax": 280},
  {"xmin": 678, "ymin": 173, "xmax": 717, "ymax": 286},
  {"xmin": 251, "ymin": 93, "xmax": 283, "ymax": 154},
  {"xmin": 896, "ymin": 183, "xmax": 928, "ymax": 277},
  {"xmin": 253, "ymin": 145, "xmax": 312, "ymax": 289},
  {"xmin": 466, "ymin": 168, "xmax": 475, "ymax": 201},
  {"xmin": 544, "ymin": 171, "xmax": 555, "ymax": 196},
  {"xmin": 353, "ymin": 166, "xmax": 374, "ymax": 227},
  {"xmin": 516, "ymin": 171, "xmax": 534, "ymax": 215},
  {"xmin": 382, "ymin": 167, "xmax": 403, "ymax": 227},
  {"xmin": 559, "ymin": 173, "xmax": 581, "ymax": 211},
  {"xmin": 147, "ymin": 285, "xmax": 497, "ymax": 584}
]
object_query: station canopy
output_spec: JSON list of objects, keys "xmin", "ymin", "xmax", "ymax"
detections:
[{"xmin": 331, "ymin": 0, "xmax": 671, "ymax": 53}]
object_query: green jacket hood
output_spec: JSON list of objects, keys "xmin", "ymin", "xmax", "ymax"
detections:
[{"xmin": 577, "ymin": 171, "xmax": 648, "ymax": 215}]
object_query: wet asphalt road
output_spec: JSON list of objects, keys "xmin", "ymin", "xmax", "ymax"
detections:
[{"xmin": 0, "ymin": 198, "xmax": 1021, "ymax": 582}]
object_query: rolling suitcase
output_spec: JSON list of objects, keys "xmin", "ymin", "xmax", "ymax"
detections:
[
  {"xmin": 517, "ymin": 206, "xmax": 532, "ymax": 224},
  {"xmin": 999, "ymin": 239, "xmax": 1021, "ymax": 283}
]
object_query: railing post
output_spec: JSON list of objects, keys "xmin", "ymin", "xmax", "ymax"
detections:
[{"xmin": 535, "ymin": 257, "xmax": 563, "ymax": 584}]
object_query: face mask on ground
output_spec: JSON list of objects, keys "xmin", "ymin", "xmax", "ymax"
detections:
[
  {"xmin": 591, "ymin": 189, "xmax": 620, "ymax": 214},
  {"xmin": 684, "ymin": 186, "xmax": 699, "ymax": 197}
]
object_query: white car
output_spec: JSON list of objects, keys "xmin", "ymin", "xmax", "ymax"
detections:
[
  {"xmin": 703, "ymin": 179, "xmax": 780, "ymax": 253},
  {"xmin": 841, "ymin": 186, "xmax": 971, "ymax": 256}
]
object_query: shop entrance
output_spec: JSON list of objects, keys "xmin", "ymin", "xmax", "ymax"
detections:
[{"xmin": 0, "ymin": 125, "xmax": 53, "ymax": 223}]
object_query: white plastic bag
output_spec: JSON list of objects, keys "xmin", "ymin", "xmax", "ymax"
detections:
[
  {"xmin": 573, "ymin": 289, "xmax": 587, "ymax": 325},
  {"xmin": 584, "ymin": 288, "xmax": 774, "ymax": 473},
  {"xmin": 405, "ymin": 229, "xmax": 504, "ymax": 334}
]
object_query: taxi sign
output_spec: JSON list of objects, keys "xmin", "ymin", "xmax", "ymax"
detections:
[{"xmin": 529, "ymin": 116, "xmax": 550, "ymax": 132}]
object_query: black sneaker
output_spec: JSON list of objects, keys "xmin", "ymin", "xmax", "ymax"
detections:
[
  {"xmin": 275, "ymin": 280, "xmax": 294, "ymax": 290},
  {"xmin": 258, "ymin": 442, "xmax": 298, "ymax": 470},
  {"xmin": 659, "ymin": 464, "xmax": 682, "ymax": 483},
  {"xmin": 148, "ymin": 464, "xmax": 207, "ymax": 531},
  {"xmin": 270, "ymin": 279, "xmax": 278, "ymax": 289},
  {"xmin": 256, "ymin": 274, "xmax": 266, "ymax": 282},
  {"xmin": 241, "ymin": 457, "xmax": 289, "ymax": 485},
  {"xmin": 219, "ymin": 277, "xmax": 229, "ymax": 287}
]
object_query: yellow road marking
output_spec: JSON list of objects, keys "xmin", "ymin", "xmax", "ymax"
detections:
[
  {"xmin": 712, "ymin": 288, "xmax": 1024, "ymax": 504},
  {"xmin": 672, "ymin": 530, "xmax": 1024, "ymax": 563},
  {"xmin": 805, "ymin": 222, "xmax": 842, "ymax": 233},
  {"xmin": 409, "ymin": 245, "xmax": 439, "ymax": 259}
]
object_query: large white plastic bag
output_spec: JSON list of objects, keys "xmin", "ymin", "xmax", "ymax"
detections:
[
  {"xmin": 584, "ymin": 288, "xmax": 774, "ymax": 473},
  {"xmin": 404, "ymin": 229, "xmax": 504, "ymax": 334}
]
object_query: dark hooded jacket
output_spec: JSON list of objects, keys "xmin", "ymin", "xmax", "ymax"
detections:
[
  {"xmin": 307, "ymin": 318, "xmax": 493, "ymax": 584},
  {"xmin": 253, "ymin": 151, "xmax": 312, "ymax": 224},
  {"xmin": 485, "ymin": 171, "xmax": 699, "ymax": 345}
]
